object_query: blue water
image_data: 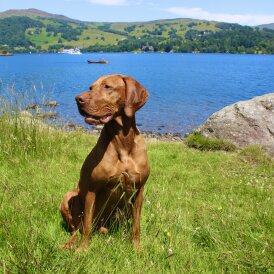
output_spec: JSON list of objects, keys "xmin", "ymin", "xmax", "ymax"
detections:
[{"xmin": 1, "ymin": 53, "xmax": 274, "ymax": 135}]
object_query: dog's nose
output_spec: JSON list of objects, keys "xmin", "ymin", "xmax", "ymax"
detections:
[{"xmin": 75, "ymin": 95, "xmax": 85, "ymax": 105}]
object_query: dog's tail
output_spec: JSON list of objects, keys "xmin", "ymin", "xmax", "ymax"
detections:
[{"xmin": 60, "ymin": 188, "xmax": 81, "ymax": 232}]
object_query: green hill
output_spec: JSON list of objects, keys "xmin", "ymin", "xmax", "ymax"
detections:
[
  {"xmin": 0, "ymin": 8, "xmax": 78, "ymax": 22},
  {"xmin": 0, "ymin": 9, "xmax": 274, "ymax": 54},
  {"xmin": 258, "ymin": 23, "xmax": 274, "ymax": 30}
]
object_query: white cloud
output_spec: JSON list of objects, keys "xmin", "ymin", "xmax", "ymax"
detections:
[
  {"xmin": 88, "ymin": 0, "xmax": 127, "ymax": 5},
  {"xmin": 165, "ymin": 7, "xmax": 274, "ymax": 26}
]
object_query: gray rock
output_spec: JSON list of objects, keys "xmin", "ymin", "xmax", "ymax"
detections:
[
  {"xmin": 18, "ymin": 111, "xmax": 52, "ymax": 131},
  {"xmin": 26, "ymin": 103, "xmax": 39, "ymax": 110},
  {"xmin": 37, "ymin": 111, "xmax": 57, "ymax": 119},
  {"xmin": 44, "ymin": 101, "xmax": 58, "ymax": 107},
  {"xmin": 197, "ymin": 93, "xmax": 274, "ymax": 156}
]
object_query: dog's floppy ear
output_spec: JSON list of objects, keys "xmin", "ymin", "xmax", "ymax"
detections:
[{"xmin": 123, "ymin": 76, "xmax": 149, "ymax": 117}]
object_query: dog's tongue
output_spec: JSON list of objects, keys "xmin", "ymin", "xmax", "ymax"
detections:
[
  {"xmin": 85, "ymin": 114, "xmax": 113, "ymax": 125},
  {"xmin": 100, "ymin": 114, "xmax": 113, "ymax": 124},
  {"xmin": 85, "ymin": 117, "xmax": 99, "ymax": 125}
]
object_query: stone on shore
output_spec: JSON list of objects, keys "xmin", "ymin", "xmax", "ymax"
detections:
[
  {"xmin": 196, "ymin": 93, "xmax": 274, "ymax": 157},
  {"xmin": 44, "ymin": 101, "xmax": 58, "ymax": 107},
  {"xmin": 18, "ymin": 111, "xmax": 52, "ymax": 131},
  {"xmin": 37, "ymin": 111, "xmax": 58, "ymax": 119}
]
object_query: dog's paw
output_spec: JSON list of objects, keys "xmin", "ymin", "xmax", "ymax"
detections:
[
  {"xmin": 76, "ymin": 240, "xmax": 89, "ymax": 253},
  {"xmin": 133, "ymin": 242, "xmax": 143, "ymax": 252},
  {"xmin": 60, "ymin": 233, "xmax": 78, "ymax": 250},
  {"xmin": 60, "ymin": 242, "xmax": 74, "ymax": 250},
  {"xmin": 75, "ymin": 245, "xmax": 88, "ymax": 253}
]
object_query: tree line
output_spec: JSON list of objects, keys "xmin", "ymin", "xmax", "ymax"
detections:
[{"xmin": 1, "ymin": 16, "xmax": 274, "ymax": 54}]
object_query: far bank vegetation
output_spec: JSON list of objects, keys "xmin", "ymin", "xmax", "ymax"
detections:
[{"xmin": 0, "ymin": 15, "xmax": 274, "ymax": 54}]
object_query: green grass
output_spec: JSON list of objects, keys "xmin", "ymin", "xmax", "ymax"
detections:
[
  {"xmin": 64, "ymin": 28, "xmax": 126, "ymax": 47},
  {"xmin": 185, "ymin": 132, "xmax": 237, "ymax": 152},
  {"xmin": 109, "ymin": 19, "xmax": 218, "ymax": 39},
  {"xmin": 26, "ymin": 28, "xmax": 62, "ymax": 49},
  {"xmin": 0, "ymin": 108, "xmax": 273, "ymax": 273},
  {"xmin": 26, "ymin": 26, "xmax": 126, "ymax": 49}
]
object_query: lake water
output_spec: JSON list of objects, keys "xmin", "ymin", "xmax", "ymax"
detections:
[{"xmin": 1, "ymin": 53, "xmax": 274, "ymax": 135}]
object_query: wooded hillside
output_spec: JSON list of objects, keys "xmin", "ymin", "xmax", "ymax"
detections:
[{"xmin": 0, "ymin": 9, "xmax": 273, "ymax": 54}]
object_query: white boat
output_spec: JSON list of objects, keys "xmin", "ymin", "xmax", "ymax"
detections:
[{"xmin": 58, "ymin": 48, "xmax": 82, "ymax": 55}]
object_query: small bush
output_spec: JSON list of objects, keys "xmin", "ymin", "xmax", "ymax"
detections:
[
  {"xmin": 239, "ymin": 145, "xmax": 273, "ymax": 165},
  {"xmin": 185, "ymin": 132, "xmax": 237, "ymax": 151}
]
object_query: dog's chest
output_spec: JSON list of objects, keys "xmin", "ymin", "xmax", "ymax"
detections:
[
  {"xmin": 80, "ymin": 137, "xmax": 149, "ymax": 193},
  {"xmin": 93, "ymin": 153, "xmax": 140, "ymax": 183}
]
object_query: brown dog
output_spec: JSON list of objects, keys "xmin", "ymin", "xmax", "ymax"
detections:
[{"xmin": 60, "ymin": 74, "xmax": 150, "ymax": 251}]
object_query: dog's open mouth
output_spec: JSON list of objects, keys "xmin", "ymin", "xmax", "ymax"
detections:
[
  {"xmin": 84, "ymin": 113, "xmax": 113, "ymax": 125},
  {"xmin": 77, "ymin": 106, "xmax": 113, "ymax": 125}
]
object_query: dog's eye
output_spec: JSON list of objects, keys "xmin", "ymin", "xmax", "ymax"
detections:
[{"xmin": 104, "ymin": 84, "xmax": 112, "ymax": 89}]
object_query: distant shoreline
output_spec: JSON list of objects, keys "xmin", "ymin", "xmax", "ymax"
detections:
[
  {"xmin": 0, "ymin": 53, "xmax": 14, "ymax": 56},
  {"xmin": 61, "ymin": 121, "xmax": 185, "ymax": 141},
  {"xmin": 5, "ymin": 52, "xmax": 274, "ymax": 56}
]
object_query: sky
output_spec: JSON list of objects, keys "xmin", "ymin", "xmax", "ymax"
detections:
[{"xmin": 1, "ymin": 0, "xmax": 274, "ymax": 26}]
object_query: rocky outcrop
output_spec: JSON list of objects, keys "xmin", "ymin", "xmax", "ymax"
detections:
[
  {"xmin": 197, "ymin": 93, "xmax": 274, "ymax": 156},
  {"xmin": 0, "ymin": 51, "xmax": 13, "ymax": 56}
]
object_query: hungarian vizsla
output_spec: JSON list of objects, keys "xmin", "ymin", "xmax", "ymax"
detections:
[{"xmin": 60, "ymin": 74, "xmax": 150, "ymax": 251}]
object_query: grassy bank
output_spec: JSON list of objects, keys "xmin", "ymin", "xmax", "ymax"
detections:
[{"xmin": 0, "ymin": 111, "xmax": 273, "ymax": 273}]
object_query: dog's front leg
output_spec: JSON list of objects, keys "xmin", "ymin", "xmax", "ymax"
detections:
[
  {"xmin": 76, "ymin": 191, "xmax": 96, "ymax": 252},
  {"xmin": 131, "ymin": 186, "xmax": 144, "ymax": 251}
]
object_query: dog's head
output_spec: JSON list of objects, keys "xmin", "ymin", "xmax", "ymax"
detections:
[{"xmin": 75, "ymin": 74, "xmax": 149, "ymax": 125}]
